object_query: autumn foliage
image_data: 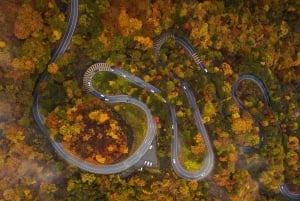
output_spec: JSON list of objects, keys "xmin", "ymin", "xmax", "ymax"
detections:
[
  {"xmin": 0, "ymin": 0, "xmax": 299, "ymax": 200},
  {"xmin": 45, "ymin": 97, "xmax": 129, "ymax": 164}
]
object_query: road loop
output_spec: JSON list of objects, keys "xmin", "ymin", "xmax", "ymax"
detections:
[
  {"xmin": 231, "ymin": 74, "xmax": 271, "ymax": 152},
  {"xmin": 154, "ymin": 32, "xmax": 214, "ymax": 180},
  {"xmin": 31, "ymin": 1, "xmax": 300, "ymax": 197}
]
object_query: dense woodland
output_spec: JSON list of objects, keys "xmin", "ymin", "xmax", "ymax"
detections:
[{"xmin": 0, "ymin": 0, "xmax": 299, "ymax": 200}]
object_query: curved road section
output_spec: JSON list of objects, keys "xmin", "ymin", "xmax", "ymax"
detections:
[
  {"xmin": 31, "ymin": 1, "xmax": 298, "ymax": 196},
  {"xmin": 154, "ymin": 32, "xmax": 208, "ymax": 73},
  {"xmin": 280, "ymin": 184, "xmax": 300, "ymax": 200},
  {"xmin": 82, "ymin": 62, "xmax": 157, "ymax": 173},
  {"xmin": 231, "ymin": 74, "xmax": 271, "ymax": 152},
  {"xmin": 232, "ymin": 74, "xmax": 300, "ymax": 199},
  {"xmin": 154, "ymin": 32, "xmax": 214, "ymax": 180},
  {"xmin": 32, "ymin": 0, "xmax": 87, "ymax": 171},
  {"xmin": 32, "ymin": 0, "xmax": 157, "ymax": 174},
  {"xmin": 33, "ymin": 0, "xmax": 78, "ymax": 93},
  {"xmin": 231, "ymin": 74, "xmax": 271, "ymax": 111}
]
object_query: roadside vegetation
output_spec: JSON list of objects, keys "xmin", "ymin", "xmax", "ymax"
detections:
[{"xmin": 0, "ymin": 0, "xmax": 299, "ymax": 200}]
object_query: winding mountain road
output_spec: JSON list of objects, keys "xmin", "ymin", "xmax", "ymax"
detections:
[
  {"xmin": 31, "ymin": 1, "xmax": 300, "ymax": 198},
  {"xmin": 154, "ymin": 32, "xmax": 214, "ymax": 180}
]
